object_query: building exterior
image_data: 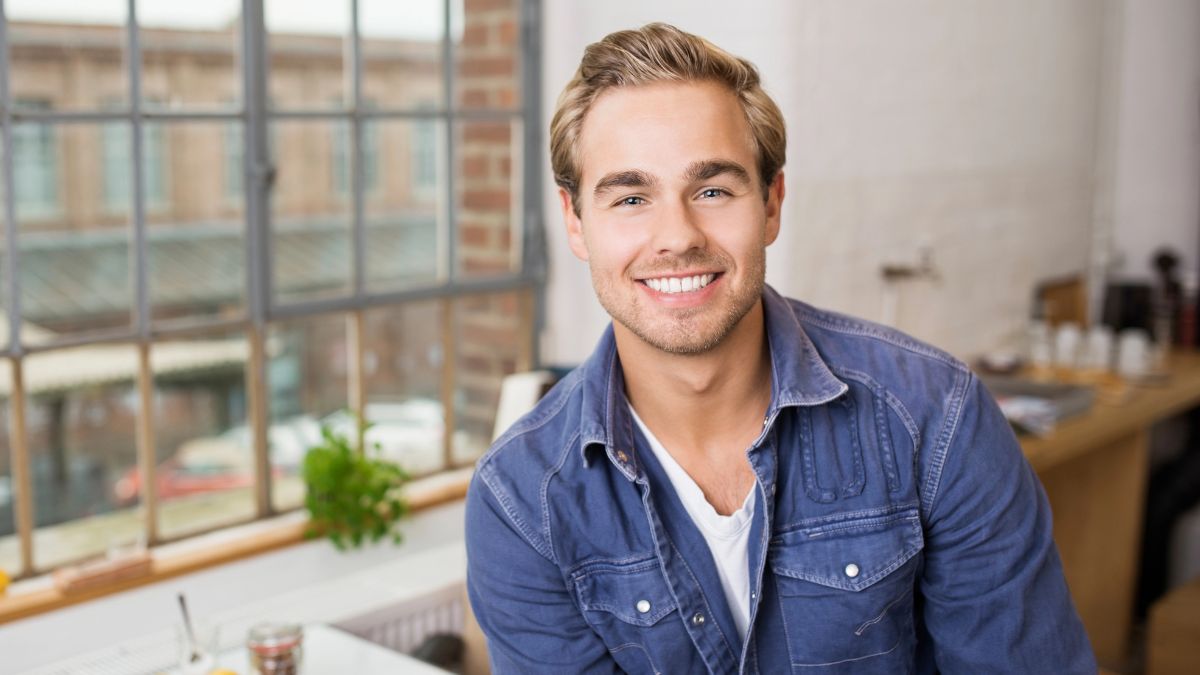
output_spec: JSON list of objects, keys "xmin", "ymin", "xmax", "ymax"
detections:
[{"xmin": 0, "ymin": 0, "xmax": 532, "ymax": 574}]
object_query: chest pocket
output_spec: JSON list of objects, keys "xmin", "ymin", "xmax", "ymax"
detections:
[
  {"xmin": 574, "ymin": 558, "xmax": 677, "ymax": 626},
  {"xmin": 571, "ymin": 557, "xmax": 690, "ymax": 674},
  {"xmin": 769, "ymin": 510, "xmax": 923, "ymax": 672}
]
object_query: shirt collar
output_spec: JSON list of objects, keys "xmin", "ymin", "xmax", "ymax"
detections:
[{"xmin": 577, "ymin": 284, "xmax": 849, "ymax": 476}]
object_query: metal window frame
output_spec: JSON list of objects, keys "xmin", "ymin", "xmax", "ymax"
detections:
[{"xmin": 0, "ymin": 0, "xmax": 542, "ymax": 579}]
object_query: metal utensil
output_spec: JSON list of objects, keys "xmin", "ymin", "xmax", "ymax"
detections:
[{"xmin": 177, "ymin": 592, "xmax": 203, "ymax": 664}]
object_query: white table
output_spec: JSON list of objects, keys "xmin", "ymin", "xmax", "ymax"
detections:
[{"xmin": 202, "ymin": 624, "xmax": 452, "ymax": 675}]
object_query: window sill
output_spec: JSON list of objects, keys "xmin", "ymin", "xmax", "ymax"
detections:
[{"xmin": 0, "ymin": 467, "xmax": 472, "ymax": 626}]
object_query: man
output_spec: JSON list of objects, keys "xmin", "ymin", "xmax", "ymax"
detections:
[{"xmin": 466, "ymin": 23, "xmax": 1095, "ymax": 674}]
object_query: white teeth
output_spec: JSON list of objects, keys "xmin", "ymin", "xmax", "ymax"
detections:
[{"xmin": 644, "ymin": 273, "xmax": 716, "ymax": 294}]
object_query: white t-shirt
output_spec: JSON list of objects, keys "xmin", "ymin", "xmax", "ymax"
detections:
[{"xmin": 629, "ymin": 405, "xmax": 756, "ymax": 641}]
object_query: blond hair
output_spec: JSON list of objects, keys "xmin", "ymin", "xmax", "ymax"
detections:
[{"xmin": 550, "ymin": 23, "xmax": 786, "ymax": 214}]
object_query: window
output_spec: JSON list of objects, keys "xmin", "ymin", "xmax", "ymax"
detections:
[
  {"xmin": 413, "ymin": 103, "xmax": 439, "ymax": 197},
  {"xmin": 225, "ymin": 124, "xmax": 243, "ymax": 201},
  {"xmin": 0, "ymin": 0, "xmax": 539, "ymax": 579},
  {"xmin": 12, "ymin": 101, "xmax": 58, "ymax": 219},
  {"xmin": 103, "ymin": 122, "xmax": 169, "ymax": 210},
  {"xmin": 332, "ymin": 102, "xmax": 380, "ymax": 197}
]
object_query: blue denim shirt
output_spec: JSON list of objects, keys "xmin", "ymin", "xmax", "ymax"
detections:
[{"xmin": 466, "ymin": 286, "xmax": 1095, "ymax": 674}]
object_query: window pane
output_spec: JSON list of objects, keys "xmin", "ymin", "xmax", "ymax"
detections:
[
  {"xmin": 138, "ymin": 0, "xmax": 242, "ymax": 111},
  {"xmin": 146, "ymin": 121, "xmax": 247, "ymax": 324},
  {"xmin": 27, "ymin": 345, "xmax": 142, "ymax": 571},
  {"xmin": 330, "ymin": 117, "xmax": 381, "ymax": 198},
  {"xmin": 360, "ymin": 0, "xmax": 444, "ymax": 111},
  {"xmin": 154, "ymin": 331, "xmax": 254, "ymax": 540},
  {"xmin": 12, "ymin": 113, "xmax": 59, "ymax": 220},
  {"xmin": 266, "ymin": 0, "xmax": 350, "ymax": 110},
  {"xmin": 0, "ymin": 362, "xmax": 17, "ymax": 577},
  {"xmin": 272, "ymin": 120, "xmax": 353, "ymax": 304},
  {"xmin": 268, "ymin": 315, "xmax": 349, "ymax": 512},
  {"xmin": 453, "ymin": 291, "xmax": 527, "ymax": 465},
  {"xmin": 455, "ymin": 119, "xmax": 520, "ymax": 278},
  {"xmin": 364, "ymin": 302, "xmax": 445, "ymax": 477},
  {"xmin": 453, "ymin": 0, "xmax": 520, "ymax": 110},
  {"xmin": 225, "ymin": 123, "xmax": 245, "ymax": 202},
  {"xmin": 5, "ymin": 1, "xmax": 129, "ymax": 112},
  {"xmin": 366, "ymin": 119, "xmax": 443, "ymax": 291},
  {"xmin": 100, "ymin": 122, "xmax": 168, "ymax": 212},
  {"xmin": 19, "ymin": 124, "xmax": 133, "ymax": 339}
]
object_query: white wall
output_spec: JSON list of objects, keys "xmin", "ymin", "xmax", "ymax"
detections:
[
  {"xmin": 540, "ymin": 0, "xmax": 1195, "ymax": 364},
  {"xmin": 1106, "ymin": 0, "xmax": 1200, "ymax": 283}
]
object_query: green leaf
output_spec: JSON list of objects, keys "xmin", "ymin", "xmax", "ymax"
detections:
[{"xmin": 301, "ymin": 415, "xmax": 411, "ymax": 551}]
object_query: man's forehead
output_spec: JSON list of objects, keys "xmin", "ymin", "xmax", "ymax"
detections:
[{"xmin": 577, "ymin": 81, "xmax": 757, "ymax": 188}]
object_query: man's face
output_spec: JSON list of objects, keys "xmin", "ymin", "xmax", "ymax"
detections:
[{"xmin": 562, "ymin": 80, "xmax": 783, "ymax": 355}]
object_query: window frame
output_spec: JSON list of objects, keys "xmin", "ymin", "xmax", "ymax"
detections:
[{"xmin": 0, "ymin": 0, "xmax": 545, "ymax": 580}]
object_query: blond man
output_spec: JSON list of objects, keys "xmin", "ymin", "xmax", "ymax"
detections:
[{"xmin": 466, "ymin": 23, "xmax": 1094, "ymax": 674}]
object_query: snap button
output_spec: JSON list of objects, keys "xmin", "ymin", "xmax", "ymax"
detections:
[
  {"xmin": 691, "ymin": 612, "xmax": 706, "ymax": 626},
  {"xmin": 845, "ymin": 563, "xmax": 860, "ymax": 578},
  {"xmin": 636, "ymin": 599, "xmax": 650, "ymax": 614},
  {"xmin": 616, "ymin": 450, "xmax": 629, "ymax": 463}
]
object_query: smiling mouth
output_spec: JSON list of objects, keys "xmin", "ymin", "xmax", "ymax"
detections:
[{"xmin": 639, "ymin": 273, "xmax": 719, "ymax": 294}]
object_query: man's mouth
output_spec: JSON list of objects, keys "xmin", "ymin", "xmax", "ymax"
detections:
[{"xmin": 639, "ymin": 273, "xmax": 719, "ymax": 294}]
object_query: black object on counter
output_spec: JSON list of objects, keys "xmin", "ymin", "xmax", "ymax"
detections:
[{"xmin": 1101, "ymin": 282, "xmax": 1154, "ymax": 336}]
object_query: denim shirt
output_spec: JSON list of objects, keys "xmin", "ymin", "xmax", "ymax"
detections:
[{"xmin": 466, "ymin": 286, "xmax": 1095, "ymax": 674}]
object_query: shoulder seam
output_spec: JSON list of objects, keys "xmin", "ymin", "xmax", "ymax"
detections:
[
  {"xmin": 919, "ymin": 369, "xmax": 973, "ymax": 521},
  {"xmin": 478, "ymin": 464, "xmax": 557, "ymax": 564},
  {"xmin": 792, "ymin": 303, "xmax": 967, "ymax": 371}
]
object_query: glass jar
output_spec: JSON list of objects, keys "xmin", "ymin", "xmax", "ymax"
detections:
[{"xmin": 246, "ymin": 622, "xmax": 303, "ymax": 675}]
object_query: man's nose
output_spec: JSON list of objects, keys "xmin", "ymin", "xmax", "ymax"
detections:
[{"xmin": 652, "ymin": 199, "xmax": 707, "ymax": 255}]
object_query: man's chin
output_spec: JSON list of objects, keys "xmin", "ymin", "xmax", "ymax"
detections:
[{"xmin": 620, "ymin": 319, "xmax": 729, "ymax": 355}]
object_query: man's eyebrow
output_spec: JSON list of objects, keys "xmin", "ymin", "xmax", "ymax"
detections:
[
  {"xmin": 684, "ymin": 159, "xmax": 752, "ymax": 185},
  {"xmin": 592, "ymin": 169, "xmax": 659, "ymax": 198}
]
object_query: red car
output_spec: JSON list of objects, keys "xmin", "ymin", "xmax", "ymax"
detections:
[
  {"xmin": 113, "ymin": 416, "xmax": 320, "ymax": 505},
  {"xmin": 114, "ymin": 437, "xmax": 268, "ymax": 505}
]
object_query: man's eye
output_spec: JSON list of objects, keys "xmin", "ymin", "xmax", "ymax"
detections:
[
  {"xmin": 698, "ymin": 188, "xmax": 729, "ymax": 199},
  {"xmin": 617, "ymin": 196, "xmax": 645, "ymax": 206}
]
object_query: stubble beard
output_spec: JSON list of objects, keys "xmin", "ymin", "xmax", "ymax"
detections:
[{"xmin": 591, "ymin": 249, "xmax": 767, "ymax": 355}]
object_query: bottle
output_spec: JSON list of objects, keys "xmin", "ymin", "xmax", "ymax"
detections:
[{"xmin": 1178, "ymin": 271, "xmax": 1197, "ymax": 347}]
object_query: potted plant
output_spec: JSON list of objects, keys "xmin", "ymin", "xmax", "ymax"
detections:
[{"xmin": 302, "ymin": 418, "xmax": 410, "ymax": 550}]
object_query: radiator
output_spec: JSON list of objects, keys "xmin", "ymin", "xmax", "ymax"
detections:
[{"xmin": 334, "ymin": 580, "xmax": 466, "ymax": 655}]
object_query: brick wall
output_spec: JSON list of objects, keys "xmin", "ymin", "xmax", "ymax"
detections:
[
  {"xmin": 454, "ymin": 291, "xmax": 527, "ymax": 462},
  {"xmin": 452, "ymin": 0, "xmax": 528, "ymax": 460}
]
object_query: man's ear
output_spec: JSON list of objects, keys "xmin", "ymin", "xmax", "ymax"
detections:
[
  {"xmin": 560, "ymin": 187, "xmax": 590, "ymax": 262},
  {"xmin": 764, "ymin": 171, "xmax": 785, "ymax": 246}
]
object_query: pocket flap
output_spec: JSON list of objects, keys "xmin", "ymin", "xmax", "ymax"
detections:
[
  {"xmin": 573, "ymin": 558, "xmax": 677, "ymax": 626},
  {"xmin": 770, "ymin": 510, "xmax": 923, "ymax": 592}
]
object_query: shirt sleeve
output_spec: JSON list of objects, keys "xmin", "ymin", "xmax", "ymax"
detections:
[
  {"xmin": 919, "ymin": 373, "xmax": 1097, "ymax": 673},
  {"xmin": 465, "ymin": 470, "xmax": 621, "ymax": 674}
]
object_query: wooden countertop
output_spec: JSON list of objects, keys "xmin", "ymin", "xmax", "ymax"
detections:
[{"xmin": 1020, "ymin": 352, "xmax": 1200, "ymax": 473}]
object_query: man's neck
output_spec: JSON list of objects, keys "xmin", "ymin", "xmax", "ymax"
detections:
[{"xmin": 616, "ymin": 300, "xmax": 773, "ymax": 459}]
